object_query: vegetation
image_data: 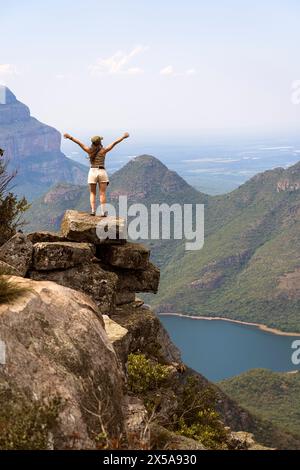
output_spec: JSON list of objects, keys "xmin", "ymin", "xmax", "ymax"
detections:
[
  {"xmin": 0, "ymin": 387, "xmax": 62, "ymax": 450},
  {"xmin": 0, "ymin": 148, "xmax": 28, "ymax": 245},
  {"xmin": 127, "ymin": 353, "xmax": 229, "ymax": 449},
  {"xmin": 25, "ymin": 155, "xmax": 300, "ymax": 331},
  {"xmin": 172, "ymin": 376, "xmax": 229, "ymax": 449},
  {"xmin": 149, "ymin": 161, "xmax": 300, "ymax": 333},
  {"xmin": 219, "ymin": 369, "xmax": 300, "ymax": 438},
  {"xmin": 0, "ymin": 270, "xmax": 28, "ymax": 304},
  {"xmin": 127, "ymin": 353, "xmax": 170, "ymax": 395}
]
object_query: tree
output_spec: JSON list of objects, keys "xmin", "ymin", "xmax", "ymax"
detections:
[{"xmin": 0, "ymin": 148, "xmax": 29, "ymax": 245}]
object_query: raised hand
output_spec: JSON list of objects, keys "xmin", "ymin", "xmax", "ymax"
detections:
[
  {"xmin": 123, "ymin": 132, "xmax": 130, "ymax": 139},
  {"xmin": 63, "ymin": 133, "xmax": 71, "ymax": 139}
]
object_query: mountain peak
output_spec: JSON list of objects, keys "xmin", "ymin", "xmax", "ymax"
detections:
[{"xmin": 109, "ymin": 154, "xmax": 206, "ymax": 202}]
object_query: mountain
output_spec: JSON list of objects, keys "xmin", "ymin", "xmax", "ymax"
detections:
[
  {"xmin": 1, "ymin": 212, "xmax": 299, "ymax": 449},
  {"xmin": 24, "ymin": 154, "xmax": 300, "ymax": 331},
  {"xmin": 152, "ymin": 160, "xmax": 300, "ymax": 332},
  {"xmin": 25, "ymin": 154, "xmax": 207, "ymax": 236},
  {"xmin": 0, "ymin": 87, "xmax": 87, "ymax": 200},
  {"xmin": 219, "ymin": 369, "xmax": 300, "ymax": 439}
]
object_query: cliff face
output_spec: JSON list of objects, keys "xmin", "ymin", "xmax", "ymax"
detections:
[
  {"xmin": 0, "ymin": 211, "xmax": 296, "ymax": 449},
  {"xmin": 0, "ymin": 87, "xmax": 87, "ymax": 200}
]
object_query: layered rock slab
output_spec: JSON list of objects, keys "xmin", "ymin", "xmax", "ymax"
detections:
[
  {"xmin": 32, "ymin": 241, "xmax": 95, "ymax": 271},
  {"xmin": 61, "ymin": 210, "xmax": 127, "ymax": 244}
]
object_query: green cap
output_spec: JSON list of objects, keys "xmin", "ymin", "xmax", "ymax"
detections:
[{"xmin": 91, "ymin": 135, "xmax": 103, "ymax": 144}]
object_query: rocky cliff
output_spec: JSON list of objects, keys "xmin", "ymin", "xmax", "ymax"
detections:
[
  {"xmin": 0, "ymin": 211, "xmax": 297, "ymax": 449},
  {"xmin": 0, "ymin": 87, "xmax": 87, "ymax": 200}
]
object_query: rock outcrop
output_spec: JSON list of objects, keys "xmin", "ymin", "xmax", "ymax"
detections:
[
  {"xmin": 0, "ymin": 210, "xmax": 289, "ymax": 450},
  {"xmin": 61, "ymin": 210, "xmax": 127, "ymax": 244},
  {"xmin": 0, "ymin": 277, "xmax": 124, "ymax": 449},
  {"xmin": 0, "ymin": 87, "xmax": 87, "ymax": 200}
]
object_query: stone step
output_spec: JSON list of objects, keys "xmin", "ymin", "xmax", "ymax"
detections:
[
  {"xmin": 61, "ymin": 210, "xmax": 127, "ymax": 244},
  {"xmin": 33, "ymin": 241, "xmax": 95, "ymax": 271},
  {"xmin": 97, "ymin": 242, "xmax": 150, "ymax": 270}
]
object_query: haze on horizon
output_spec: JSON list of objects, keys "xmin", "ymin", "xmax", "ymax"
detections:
[{"xmin": 1, "ymin": 0, "xmax": 300, "ymax": 138}]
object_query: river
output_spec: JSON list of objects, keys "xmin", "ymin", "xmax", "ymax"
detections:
[{"xmin": 159, "ymin": 315, "xmax": 300, "ymax": 382}]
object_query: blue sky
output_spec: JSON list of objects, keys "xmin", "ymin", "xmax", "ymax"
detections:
[{"xmin": 1, "ymin": 0, "xmax": 300, "ymax": 137}]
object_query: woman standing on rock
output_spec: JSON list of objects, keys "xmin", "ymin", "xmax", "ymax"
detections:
[{"xmin": 64, "ymin": 132, "xmax": 130, "ymax": 216}]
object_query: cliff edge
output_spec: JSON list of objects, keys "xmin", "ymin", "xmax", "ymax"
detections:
[{"xmin": 0, "ymin": 211, "xmax": 297, "ymax": 449}]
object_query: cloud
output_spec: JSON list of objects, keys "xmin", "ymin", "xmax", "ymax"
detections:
[
  {"xmin": 0, "ymin": 64, "xmax": 18, "ymax": 77},
  {"xmin": 89, "ymin": 46, "xmax": 147, "ymax": 76},
  {"xmin": 185, "ymin": 68, "xmax": 196, "ymax": 76},
  {"xmin": 160, "ymin": 65, "xmax": 175, "ymax": 76},
  {"xmin": 160, "ymin": 65, "xmax": 196, "ymax": 77}
]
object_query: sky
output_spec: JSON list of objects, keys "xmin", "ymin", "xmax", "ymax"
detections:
[{"xmin": 1, "ymin": 0, "xmax": 300, "ymax": 138}]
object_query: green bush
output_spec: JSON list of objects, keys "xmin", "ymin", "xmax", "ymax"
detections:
[
  {"xmin": 0, "ymin": 392, "xmax": 62, "ymax": 450},
  {"xmin": 173, "ymin": 376, "xmax": 229, "ymax": 449},
  {"xmin": 0, "ymin": 149, "xmax": 29, "ymax": 245},
  {"xmin": 127, "ymin": 353, "xmax": 170, "ymax": 395}
]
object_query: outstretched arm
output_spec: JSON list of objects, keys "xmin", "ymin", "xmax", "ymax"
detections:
[
  {"xmin": 64, "ymin": 133, "xmax": 90, "ymax": 153},
  {"xmin": 105, "ymin": 132, "xmax": 129, "ymax": 153}
]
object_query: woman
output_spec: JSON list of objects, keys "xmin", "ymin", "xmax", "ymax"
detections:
[{"xmin": 64, "ymin": 132, "xmax": 129, "ymax": 216}]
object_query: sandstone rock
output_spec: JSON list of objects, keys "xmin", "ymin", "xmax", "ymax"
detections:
[
  {"xmin": 28, "ymin": 263, "xmax": 118, "ymax": 315},
  {"xmin": 150, "ymin": 423, "xmax": 206, "ymax": 450},
  {"xmin": 103, "ymin": 316, "xmax": 130, "ymax": 369},
  {"xmin": 109, "ymin": 305, "xmax": 181, "ymax": 366},
  {"xmin": 229, "ymin": 431, "xmax": 272, "ymax": 450},
  {"xmin": 123, "ymin": 396, "xmax": 150, "ymax": 449},
  {"xmin": 0, "ymin": 277, "xmax": 125, "ymax": 449},
  {"xmin": 61, "ymin": 210, "xmax": 127, "ymax": 244},
  {"xmin": 0, "ymin": 260, "xmax": 20, "ymax": 276},
  {"xmin": 0, "ymin": 233, "xmax": 33, "ymax": 276},
  {"xmin": 114, "ymin": 262, "xmax": 160, "ymax": 293},
  {"xmin": 27, "ymin": 231, "xmax": 68, "ymax": 244},
  {"xmin": 97, "ymin": 243, "xmax": 150, "ymax": 270},
  {"xmin": 33, "ymin": 241, "xmax": 95, "ymax": 271},
  {"xmin": 115, "ymin": 291, "xmax": 136, "ymax": 305}
]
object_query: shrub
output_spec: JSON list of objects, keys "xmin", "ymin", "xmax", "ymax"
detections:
[
  {"xmin": 173, "ymin": 376, "xmax": 229, "ymax": 449},
  {"xmin": 0, "ymin": 390, "xmax": 62, "ymax": 449},
  {"xmin": 0, "ymin": 269, "xmax": 28, "ymax": 304},
  {"xmin": 0, "ymin": 149, "xmax": 29, "ymax": 245},
  {"xmin": 127, "ymin": 353, "xmax": 170, "ymax": 395}
]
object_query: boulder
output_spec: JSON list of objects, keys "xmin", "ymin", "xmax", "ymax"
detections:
[
  {"xmin": 114, "ymin": 262, "xmax": 160, "ymax": 293},
  {"xmin": 0, "ymin": 277, "xmax": 125, "ymax": 449},
  {"xmin": 28, "ymin": 263, "xmax": 118, "ymax": 315},
  {"xmin": 115, "ymin": 291, "xmax": 136, "ymax": 305},
  {"xmin": 0, "ymin": 233, "xmax": 33, "ymax": 276},
  {"xmin": 27, "ymin": 231, "xmax": 68, "ymax": 244},
  {"xmin": 150, "ymin": 423, "xmax": 206, "ymax": 450},
  {"xmin": 61, "ymin": 210, "xmax": 127, "ymax": 244},
  {"xmin": 0, "ymin": 260, "xmax": 20, "ymax": 276},
  {"xmin": 33, "ymin": 241, "xmax": 95, "ymax": 271},
  {"xmin": 97, "ymin": 243, "xmax": 150, "ymax": 270}
]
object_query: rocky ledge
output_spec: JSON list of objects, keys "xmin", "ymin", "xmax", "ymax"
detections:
[{"xmin": 0, "ymin": 210, "xmax": 290, "ymax": 450}]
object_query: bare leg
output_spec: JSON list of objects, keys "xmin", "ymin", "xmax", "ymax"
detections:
[
  {"xmin": 99, "ymin": 182, "xmax": 108, "ymax": 216},
  {"xmin": 89, "ymin": 184, "xmax": 97, "ymax": 214}
]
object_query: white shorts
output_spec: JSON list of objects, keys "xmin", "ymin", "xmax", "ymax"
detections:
[{"xmin": 88, "ymin": 168, "xmax": 109, "ymax": 185}]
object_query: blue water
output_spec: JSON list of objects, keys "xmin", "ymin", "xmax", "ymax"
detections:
[{"xmin": 159, "ymin": 315, "xmax": 300, "ymax": 382}]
